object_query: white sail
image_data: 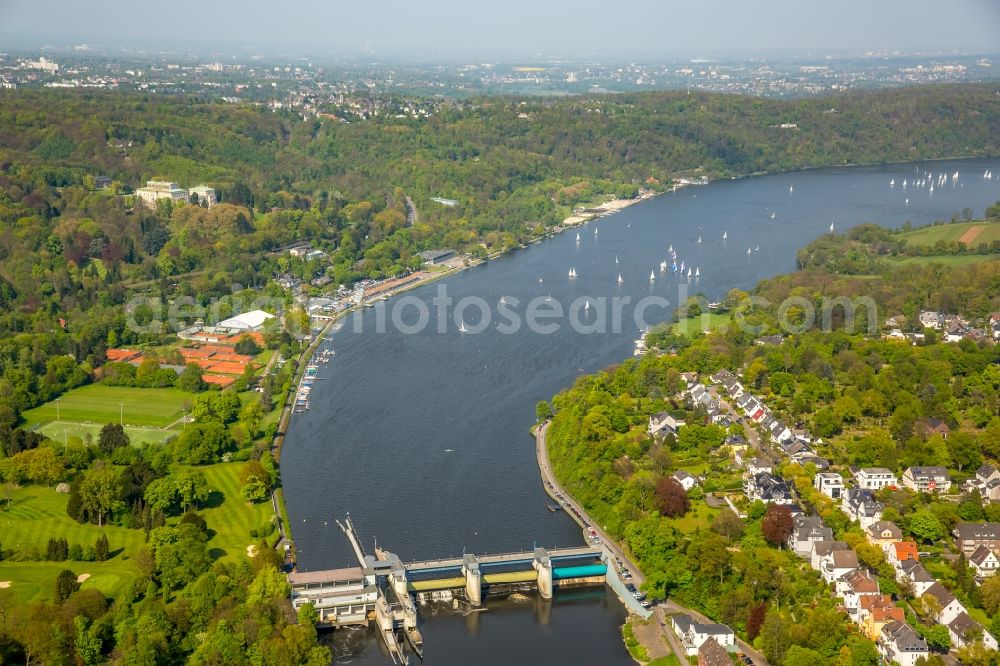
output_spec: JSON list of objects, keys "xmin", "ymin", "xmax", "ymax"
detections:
[
  {"xmin": 754, "ymin": 245, "xmax": 759, "ymax": 251},
  {"xmin": 617, "ymin": 273, "xmax": 624, "ymax": 284},
  {"xmin": 615, "ymin": 255, "xmax": 619, "ymax": 264},
  {"xmin": 576, "ymin": 232, "xmax": 580, "ymax": 241},
  {"xmin": 747, "ymin": 247, "xmax": 752, "ymax": 255},
  {"xmin": 649, "ymin": 270, "xmax": 655, "ymax": 281},
  {"xmin": 668, "ymin": 244, "xmax": 673, "ymax": 252},
  {"xmin": 722, "ymin": 231, "xmax": 727, "ymax": 240},
  {"xmin": 585, "ymin": 301, "xmax": 590, "ymax": 311},
  {"xmin": 686, "ymin": 268, "xmax": 691, "ymax": 277},
  {"xmin": 697, "ymin": 235, "xmax": 702, "ymax": 243},
  {"xmin": 695, "ymin": 267, "xmax": 700, "ymax": 277},
  {"xmin": 459, "ymin": 321, "xmax": 468, "ymax": 333},
  {"xmin": 829, "ymin": 222, "xmax": 835, "ymax": 232},
  {"xmin": 789, "ymin": 185, "xmax": 794, "ymax": 193},
  {"xmin": 890, "ymin": 179, "xmax": 895, "ymax": 187},
  {"xmin": 770, "ymin": 211, "xmax": 776, "ymax": 219},
  {"xmin": 500, "ymin": 296, "xmax": 507, "ymax": 305}
]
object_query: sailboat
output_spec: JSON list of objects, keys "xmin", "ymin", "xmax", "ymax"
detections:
[
  {"xmin": 686, "ymin": 268, "xmax": 692, "ymax": 278},
  {"xmin": 770, "ymin": 211, "xmax": 776, "ymax": 220},
  {"xmin": 627, "ymin": 223, "xmax": 631, "ymax": 229},
  {"xmin": 789, "ymin": 185, "xmax": 794, "ymax": 193},
  {"xmin": 754, "ymin": 245, "xmax": 759, "ymax": 251},
  {"xmin": 697, "ymin": 235, "xmax": 702, "ymax": 244},
  {"xmin": 890, "ymin": 179, "xmax": 895, "ymax": 187},
  {"xmin": 500, "ymin": 296, "xmax": 507, "ymax": 305},
  {"xmin": 594, "ymin": 227, "xmax": 599, "ymax": 236},
  {"xmin": 722, "ymin": 231, "xmax": 728, "ymax": 240},
  {"xmin": 660, "ymin": 260, "xmax": 667, "ymax": 272},
  {"xmin": 905, "ymin": 198, "xmax": 909, "ymax": 206},
  {"xmin": 459, "ymin": 321, "xmax": 468, "ymax": 333},
  {"xmin": 617, "ymin": 273, "xmax": 624, "ymax": 284},
  {"xmin": 829, "ymin": 222, "xmax": 835, "ymax": 232},
  {"xmin": 679, "ymin": 261, "xmax": 685, "ymax": 272},
  {"xmin": 545, "ymin": 294, "xmax": 552, "ymax": 302},
  {"xmin": 668, "ymin": 244, "xmax": 673, "ymax": 252},
  {"xmin": 585, "ymin": 300, "xmax": 591, "ymax": 312},
  {"xmin": 649, "ymin": 270, "xmax": 655, "ymax": 281},
  {"xmin": 747, "ymin": 247, "xmax": 752, "ymax": 255},
  {"xmin": 929, "ymin": 183, "xmax": 934, "ymax": 193},
  {"xmin": 568, "ymin": 267, "xmax": 577, "ymax": 278},
  {"xmin": 615, "ymin": 255, "xmax": 619, "ymax": 264},
  {"xmin": 903, "ymin": 179, "xmax": 907, "ymax": 188},
  {"xmin": 695, "ymin": 267, "xmax": 700, "ymax": 277},
  {"xmin": 538, "ymin": 277, "xmax": 543, "ymax": 284},
  {"xmin": 576, "ymin": 232, "xmax": 580, "ymax": 242}
]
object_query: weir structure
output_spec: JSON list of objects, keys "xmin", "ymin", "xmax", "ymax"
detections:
[{"xmin": 287, "ymin": 516, "xmax": 607, "ymax": 663}]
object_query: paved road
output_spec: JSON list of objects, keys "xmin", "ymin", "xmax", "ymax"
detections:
[{"xmin": 536, "ymin": 420, "xmax": 770, "ymax": 665}]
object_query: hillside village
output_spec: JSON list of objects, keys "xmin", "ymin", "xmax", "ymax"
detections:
[{"xmin": 642, "ymin": 359, "xmax": 1000, "ymax": 663}]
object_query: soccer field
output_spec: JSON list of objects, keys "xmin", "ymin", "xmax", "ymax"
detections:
[
  {"xmin": 21, "ymin": 385, "xmax": 192, "ymax": 429},
  {"xmin": 38, "ymin": 420, "xmax": 180, "ymax": 447}
]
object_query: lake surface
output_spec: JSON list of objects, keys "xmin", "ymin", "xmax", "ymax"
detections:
[{"xmin": 281, "ymin": 158, "xmax": 1000, "ymax": 664}]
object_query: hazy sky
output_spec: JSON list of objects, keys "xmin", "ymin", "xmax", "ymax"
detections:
[{"xmin": 1, "ymin": 0, "xmax": 998, "ymax": 57}]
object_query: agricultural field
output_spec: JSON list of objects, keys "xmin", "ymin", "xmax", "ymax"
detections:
[
  {"xmin": 21, "ymin": 384, "xmax": 193, "ymax": 429},
  {"xmin": 898, "ymin": 220, "xmax": 1000, "ymax": 247},
  {"xmin": 890, "ymin": 254, "xmax": 1000, "ymax": 267}
]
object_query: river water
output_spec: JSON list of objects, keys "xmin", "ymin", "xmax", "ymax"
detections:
[{"xmin": 281, "ymin": 159, "xmax": 999, "ymax": 665}]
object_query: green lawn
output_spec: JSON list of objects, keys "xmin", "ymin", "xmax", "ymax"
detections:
[
  {"xmin": 38, "ymin": 420, "xmax": 180, "ymax": 447},
  {"xmin": 889, "ymin": 254, "xmax": 999, "ymax": 267},
  {"xmin": 899, "ymin": 221, "xmax": 1000, "ymax": 247},
  {"xmin": 0, "ymin": 485, "xmax": 145, "ymax": 604},
  {"xmin": 0, "ymin": 462, "xmax": 274, "ymax": 604},
  {"xmin": 197, "ymin": 463, "xmax": 274, "ymax": 562},
  {"xmin": 22, "ymin": 384, "xmax": 193, "ymax": 429},
  {"xmin": 670, "ymin": 312, "xmax": 730, "ymax": 336}
]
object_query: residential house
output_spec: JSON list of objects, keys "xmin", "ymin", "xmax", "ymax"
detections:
[
  {"xmin": 886, "ymin": 541, "xmax": 919, "ymax": 572},
  {"xmin": 673, "ymin": 470, "xmax": 698, "ymax": 492},
  {"xmin": 649, "ymin": 412, "xmax": 685, "ymax": 437},
  {"xmin": 93, "ymin": 175, "xmax": 111, "ymax": 188},
  {"xmin": 697, "ymin": 637, "xmax": 732, "ymax": 666},
  {"xmin": 779, "ymin": 440, "xmax": 813, "ymax": 462},
  {"xmin": 878, "ymin": 620, "xmax": 929, "ymax": 666},
  {"xmin": 854, "ymin": 467, "xmax": 898, "ymax": 490},
  {"xmin": 670, "ymin": 615, "xmax": 735, "ymax": 656},
  {"xmin": 814, "ymin": 473, "xmax": 844, "ymax": 499},
  {"xmin": 865, "ymin": 521, "xmax": 902, "ymax": 550},
  {"xmin": 885, "ymin": 315, "xmax": 906, "ymax": 328},
  {"xmin": 746, "ymin": 458, "xmax": 772, "ymax": 476},
  {"xmin": 922, "ymin": 582, "xmax": 966, "ymax": 625},
  {"xmin": 901, "ymin": 466, "xmax": 951, "ymax": 493},
  {"xmin": 916, "ymin": 418, "xmax": 950, "ymax": 440},
  {"xmin": 918, "ymin": 310, "xmax": 944, "ymax": 329},
  {"xmin": 744, "ymin": 472, "xmax": 793, "ymax": 505},
  {"xmin": 810, "ymin": 541, "xmax": 850, "ymax": 572},
  {"xmin": 948, "ymin": 612, "xmax": 998, "ymax": 650},
  {"xmin": 970, "ymin": 545, "xmax": 1000, "ymax": 583},
  {"xmin": 819, "ymin": 548, "xmax": 859, "ymax": 584},
  {"xmin": 954, "ymin": 523, "xmax": 1000, "ymax": 555},
  {"xmin": 678, "ymin": 371, "xmax": 699, "ymax": 387},
  {"xmin": 842, "ymin": 488, "xmax": 885, "ymax": 530},
  {"xmin": 860, "ymin": 603, "xmax": 905, "ymax": 641},
  {"xmin": 836, "ymin": 569, "xmax": 880, "ymax": 618},
  {"xmin": 967, "ymin": 464, "xmax": 1000, "ymax": 502},
  {"xmin": 898, "ymin": 560, "xmax": 936, "ymax": 597},
  {"xmin": 788, "ymin": 515, "xmax": 833, "ymax": 557}
]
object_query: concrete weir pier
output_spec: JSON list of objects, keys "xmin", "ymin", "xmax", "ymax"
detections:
[{"xmin": 287, "ymin": 517, "xmax": 607, "ymax": 663}]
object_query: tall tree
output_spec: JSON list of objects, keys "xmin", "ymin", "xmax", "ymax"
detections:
[
  {"xmin": 761, "ymin": 504, "xmax": 794, "ymax": 546},
  {"xmin": 654, "ymin": 476, "xmax": 690, "ymax": 518}
]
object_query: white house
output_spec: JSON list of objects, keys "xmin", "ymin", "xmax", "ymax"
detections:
[
  {"xmin": 878, "ymin": 620, "xmax": 929, "ymax": 666},
  {"xmin": 672, "ymin": 470, "xmax": 698, "ymax": 491},
  {"xmin": 970, "ymin": 545, "xmax": 1000, "ymax": 583},
  {"xmin": 948, "ymin": 612, "xmax": 999, "ymax": 650},
  {"xmin": 788, "ymin": 515, "xmax": 833, "ymax": 557},
  {"xmin": 836, "ymin": 569, "xmax": 880, "ymax": 618},
  {"xmin": 648, "ymin": 412, "xmax": 685, "ymax": 437},
  {"xmin": 923, "ymin": 582, "xmax": 966, "ymax": 625},
  {"xmin": 897, "ymin": 560, "xmax": 936, "ymax": 597},
  {"xmin": 814, "ymin": 472, "xmax": 844, "ymax": 499},
  {"xmin": 670, "ymin": 614, "xmax": 735, "ymax": 656},
  {"xmin": 842, "ymin": 488, "xmax": 885, "ymax": 530},
  {"xmin": 810, "ymin": 541, "xmax": 850, "ymax": 572},
  {"xmin": 854, "ymin": 468, "xmax": 898, "ymax": 490},
  {"xmin": 901, "ymin": 466, "xmax": 951, "ymax": 494},
  {"xmin": 819, "ymin": 548, "xmax": 859, "ymax": 584}
]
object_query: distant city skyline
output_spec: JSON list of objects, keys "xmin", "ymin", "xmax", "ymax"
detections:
[{"xmin": 1, "ymin": 0, "xmax": 998, "ymax": 58}]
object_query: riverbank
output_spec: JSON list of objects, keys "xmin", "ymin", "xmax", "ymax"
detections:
[{"xmin": 535, "ymin": 419, "xmax": 770, "ymax": 665}]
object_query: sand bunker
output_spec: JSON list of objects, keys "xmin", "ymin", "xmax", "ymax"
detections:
[
  {"xmin": 76, "ymin": 574, "xmax": 91, "ymax": 583},
  {"xmin": 246, "ymin": 545, "xmax": 258, "ymax": 558},
  {"xmin": 0, "ymin": 581, "xmax": 11, "ymax": 589}
]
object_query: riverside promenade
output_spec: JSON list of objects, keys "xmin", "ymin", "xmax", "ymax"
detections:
[{"xmin": 535, "ymin": 420, "xmax": 770, "ymax": 665}]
